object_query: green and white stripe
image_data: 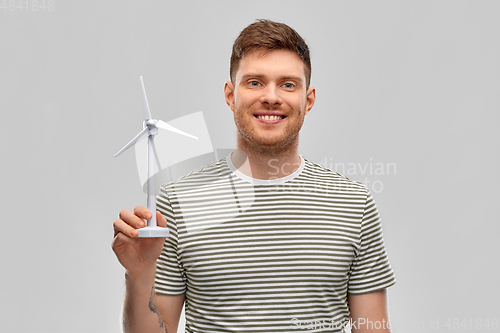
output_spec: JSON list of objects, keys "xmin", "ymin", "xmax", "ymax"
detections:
[{"xmin": 155, "ymin": 155, "xmax": 395, "ymax": 333}]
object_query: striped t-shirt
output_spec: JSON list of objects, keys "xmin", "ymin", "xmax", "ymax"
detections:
[{"xmin": 155, "ymin": 155, "xmax": 396, "ymax": 333}]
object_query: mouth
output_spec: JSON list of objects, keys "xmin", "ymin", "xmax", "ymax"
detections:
[{"xmin": 253, "ymin": 114, "xmax": 287, "ymax": 121}]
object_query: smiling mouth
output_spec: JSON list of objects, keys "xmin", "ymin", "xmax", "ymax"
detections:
[{"xmin": 254, "ymin": 115, "xmax": 286, "ymax": 121}]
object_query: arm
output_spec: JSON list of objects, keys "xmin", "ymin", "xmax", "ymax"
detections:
[
  {"xmin": 113, "ymin": 207, "xmax": 184, "ymax": 333},
  {"xmin": 348, "ymin": 289, "xmax": 391, "ymax": 333},
  {"xmin": 122, "ymin": 268, "xmax": 185, "ymax": 333},
  {"xmin": 157, "ymin": 294, "xmax": 186, "ymax": 333},
  {"xmin": 347, "ymin": 191, "xmax": 396, "ymax": 332}
]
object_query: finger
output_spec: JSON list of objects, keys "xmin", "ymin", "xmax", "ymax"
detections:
[
  {"xmin": 133, "ymin": 206, "xmax": 152, "ymax": 221},
  {"xmin": 118, "ymin": 208, "xmax": 131, "ymax": 220},
  {"xmin": 112, "ymin": 232, "xmax": 140, "ymax": 254},
  {"xmin": 113, "ymin": 218, "xmax": 139, "ymax": 238},
  {"xmin": 156, "ymin": 211, "xmax": 167, "ymax": 228},
  {"xmin": 112, "ymin": 231, "xmax": 139, "ymax": 248},
  {"xmin": 120, "ymin": 209, "xmax": 147, "ymax": 229}
]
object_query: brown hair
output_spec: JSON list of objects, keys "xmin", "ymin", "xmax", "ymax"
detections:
[{"xmin": 230, "ymin": 19, "xmax": 312, "ymax": 88}]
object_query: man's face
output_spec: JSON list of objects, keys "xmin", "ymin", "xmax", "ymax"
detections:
[{"xmin": 224, "ymin": 49, "xmax": 316, "ymax": 154}]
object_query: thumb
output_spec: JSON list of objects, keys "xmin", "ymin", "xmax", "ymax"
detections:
[{"xmin": 156, "ymin": 211, "xmax": 167, "ymax": 228}]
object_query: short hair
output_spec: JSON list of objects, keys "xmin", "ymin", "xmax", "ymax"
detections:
[{"xmin": 230, "ymin": 19, "xmax": 312, "ymax": 88}]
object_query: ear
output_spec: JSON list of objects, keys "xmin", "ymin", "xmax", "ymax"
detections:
[
  {"xmin": 224, "ymin": 81, "xmax": 235, "ymax": 112},
  {"xmin": 304, "ymin": 86, "xmax": 316, "ymax": 115}
]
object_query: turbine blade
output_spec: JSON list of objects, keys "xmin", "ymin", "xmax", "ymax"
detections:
[
  {"xmin": 157, "ymin": 120, "xmax": 199, "ymax": 140},
  {"xmin": 114, "ymin": 127, "xmax": 149, "ymax": 157},
  {"xmin": 140, "ymin": 76, "xmax": 152, "ymax": 120}
]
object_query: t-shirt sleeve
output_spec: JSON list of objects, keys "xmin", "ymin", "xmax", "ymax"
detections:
[
  {"xmin": 347, "ymin": 191, "xmax": 396, "ymax": 295},
  {"xmin": 154, "ymin": 184, "xmax": 187, "ymax": 295}
]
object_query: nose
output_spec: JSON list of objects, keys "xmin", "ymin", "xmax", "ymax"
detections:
[{"xmin": 259, "ymin": 85, "xmax": 282, "ymax": 107}]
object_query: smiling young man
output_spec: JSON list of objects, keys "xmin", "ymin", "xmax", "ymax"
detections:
[{"xmin": 113, "ymin": 20, "xmax": 396, "ymax": 333}]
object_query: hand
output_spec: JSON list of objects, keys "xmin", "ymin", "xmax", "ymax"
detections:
[{"xmin": 112, "ymin": 206, "xmax": 167, "ymax": 278}]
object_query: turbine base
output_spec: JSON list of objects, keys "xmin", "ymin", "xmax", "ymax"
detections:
[{"xmin": 137, "ymin": 226, "xmax": 170, "ymax": 238}]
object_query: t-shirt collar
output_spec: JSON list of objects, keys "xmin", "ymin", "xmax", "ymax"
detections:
[{"xmin": 226, "ymin": 153, "xmax": 305, "ymax": 185}]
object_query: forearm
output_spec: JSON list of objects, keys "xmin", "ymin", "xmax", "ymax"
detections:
[
  {"xmin": 348, "ymin": 289, "xmax": 391, "ymax": 333},
  {"xmin": 123, "ymin": 267, "xmax": 168, "ymax": 333}
]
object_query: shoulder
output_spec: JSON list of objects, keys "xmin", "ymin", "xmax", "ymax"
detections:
[
  {"xmin": 159, "ymin": 157, "xmax": 232, "ymax": 195},
  {"xmin": 301, "ymin": 157, "xmax": 370, "ymax": 196}
]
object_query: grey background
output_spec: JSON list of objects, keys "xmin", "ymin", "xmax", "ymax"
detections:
[{"xmin": 1, "ymin": 1, "xmax": 499, "ymax": 332}]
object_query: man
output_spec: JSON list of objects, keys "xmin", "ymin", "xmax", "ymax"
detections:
[{"xmin": 113, "ymin": 19, "xmax": 395, "ymax": 333}]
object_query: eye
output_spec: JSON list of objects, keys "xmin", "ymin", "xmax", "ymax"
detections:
[
  {"xmin": 249, "ymin": 81, "xmax": 261, "ymax": 87},
  {"xmin": 282, "ymin": 82, "xmax": 295, "ymax": 89}
]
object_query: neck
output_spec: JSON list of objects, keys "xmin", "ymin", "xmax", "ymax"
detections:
[{"xmin": 231, "ymin": 138, "xmax": 302, "ymax": 180}]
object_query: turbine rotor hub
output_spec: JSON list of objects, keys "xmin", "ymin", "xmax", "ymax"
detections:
[
  {"xmin": 145, "ymin": 119, "xmax": 159, "ymax": 135},
  {"xmin": 146, "ymin": 119, "xmax": 158, "ymax": 127}
]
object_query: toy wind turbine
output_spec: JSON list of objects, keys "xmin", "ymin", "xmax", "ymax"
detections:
[{"xmin": 114, "ymin": 76, "xmax": 198, "ymax": 237}]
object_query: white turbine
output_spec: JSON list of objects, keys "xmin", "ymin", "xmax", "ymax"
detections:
[{"xmin": 114, "ymin": 76, "xmax": 198, "ymax": 237}]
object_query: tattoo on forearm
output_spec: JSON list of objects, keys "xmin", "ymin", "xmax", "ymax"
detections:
[{"xmin": 149, "ymin": 287, "xmax": 168, "ymax": 333}]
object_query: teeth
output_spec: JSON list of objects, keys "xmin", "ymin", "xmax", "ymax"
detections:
[{"xmin": 257, "ymin": 115, "xmax": 283, "ymax": 121}]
